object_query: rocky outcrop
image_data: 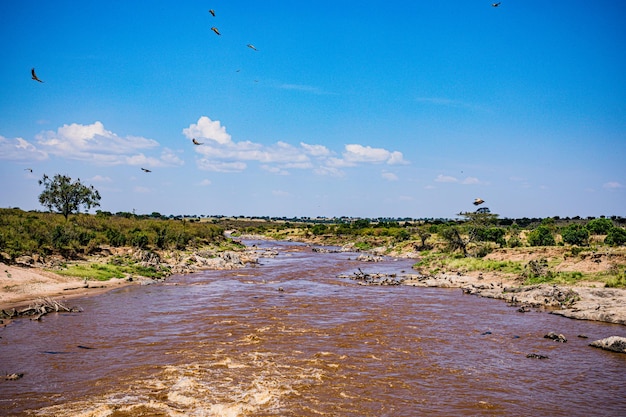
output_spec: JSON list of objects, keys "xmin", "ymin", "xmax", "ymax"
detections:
[
  {"xmin": 544, "ymin": 332, "xmax": 567, "ymax": 343},
  {"xmin": 338, "ymin": 268, "xmax": 404, "ymax": 286},
  {"xmin": 589, "ymin": 336, "xmax": 626, "ymax": 353},
  {"xmin": 403, "ymin": 273, "xmax": 626, "ymax": 325}
]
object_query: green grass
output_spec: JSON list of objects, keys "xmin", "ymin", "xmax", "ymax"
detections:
[
  {"xmin": 54, "ymin": 259, "xmax": 170, "ymax": 281},
  {"xmin": 414, "ymin": 251, "xmax": 524, "ymax": 275},
  {"xmin": 522, "ymin": 271, "xmax": 584, "ymax": 286}
]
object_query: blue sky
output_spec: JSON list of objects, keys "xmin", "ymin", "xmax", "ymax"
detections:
[{"xmin": 1, "ymin": 1, "xmax": 624, "ymax": 219}]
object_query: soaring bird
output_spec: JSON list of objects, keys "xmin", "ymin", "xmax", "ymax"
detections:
[
  {"xmin": 492, "ymin": 2, "xmax": 501, "ymax": 7},
  {"xmin": 473, "ymin": 198, "xmax": 485, "ymax": 206},
  {"xmin": 211, "ymin": 27, "xmax": 221, "ymax": 35},
  {"xmin": 247, "ymin": 44, "xmax": 257, "ymax": 51},
  {"xmin": 141, "ymin": 167, "xmax": 152, "ymax": 173},
  {"xmin": 25, "ymin": 168, "xmax": 33, "ymax": 173},
  {"xmin": 192, "ymin": 138, "xmax": 203, "ymax": 145},
  {"xmin": 209, "ymin": 9, "xmax": 216, "ymax": 16},
  {"xmin": 31, "ymin": 68, "xmax": 44, "ymax": 83}
]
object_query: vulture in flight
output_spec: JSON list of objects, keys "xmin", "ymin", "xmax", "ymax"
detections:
[
  {"xmin": 473, "ymin": 198, "xmax": 485, "ymax": 206},
  {"xmin": 141, "ymin": 168, "xmax": 152, "ymax": 173},
  {"xmin": 192, "ymin": 138, "xmax": 203, "ymax": 145},
  {"xmin": 211, "ymin": 27, "xmax": 221, "ymax": 36},
  {"xmin": 25, "ymin": 168, "xmax": 33, "ymax": 173},
  {"xmin": 209, "ymin": 9, "xmax": 216, "ymax": 17},
  {"xmin": 492, "ymin": 2, "xmax": 501, "ymax": 7},
  {"xmin": 31, "ymin": 68, "xmax": 44, "ymax": 83},
  {"xmin": 247, "ymin": 44, "xmax": 257, "ymax": 51}
]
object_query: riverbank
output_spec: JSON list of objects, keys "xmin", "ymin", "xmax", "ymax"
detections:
[
  {"xmin": 2, "ymin": 239, "xmax": 625, "ymax": 326},
  {"xmin": 0, "ymin": 245, "xmax": 264, "ymax": 314}
]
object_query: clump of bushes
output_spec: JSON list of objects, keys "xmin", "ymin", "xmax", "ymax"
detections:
[{"xmin": 0, "ymin": 208, "xmax": 225, "ymax": 261}]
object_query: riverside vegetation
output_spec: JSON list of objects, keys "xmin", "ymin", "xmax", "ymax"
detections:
[
  {"xmin": 1, "ymin": 208, "xmax": 625, "ymax": 288},
  {"xmin": 227, "ymin": 212, "xmax": 626, "ymax": 288},
  {"xmin": 0, "ymin": 208, "xmax": 238, "ymax": 280}
]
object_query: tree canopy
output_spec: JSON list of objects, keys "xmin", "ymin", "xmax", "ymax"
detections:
[{"xmin": 38, "ymin": 174, "xmax": 101, "ymax": 220}]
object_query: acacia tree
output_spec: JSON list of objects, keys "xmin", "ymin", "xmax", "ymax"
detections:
[
  {"xmin": 440, "ymin": 211, "xmax": 500, "ymax": 256},
  {"xmin": 38, "ymin": 174, "xmax": 101, "ymax": 220}
]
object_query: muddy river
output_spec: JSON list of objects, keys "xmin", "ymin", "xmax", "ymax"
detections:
[{"xmin": 1, "ymin": 239, "xmax": 625, "ymax": 416}]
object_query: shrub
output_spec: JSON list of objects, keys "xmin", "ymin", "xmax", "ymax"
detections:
[
  {"xmin": 605, "ymin": 227, "xmax": 626, "ymax": 246},
  {"xmin": 527, "ymin": 226, "xmax": 556, "ymax": 246},
  {"xmin": 586, "ymin": 218, "xmax": 613, "ymax": 235},
  {"xmin": 561, "ymin": 224, "xmax": 589, "ymax": 246}
]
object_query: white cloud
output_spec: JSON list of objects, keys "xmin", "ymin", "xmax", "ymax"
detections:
[
  {"xmin": 603, "ymin": 181, "xmax": 623, "ymax": 189},
  {"xmin": 461, "ymin": 176, "xmax": 480, "ymax": 185},
  {"xmin": 435, "ymin": 174, "xmax": 458, "ymax": 183},
  {"xmin": 160, "ymin": 148, "xmax": 184, "ymax": 166},
  {"xmin": 32, "ymin": 121, "xmax": 177, "ymax": 167},
  {"xmin": 199, "ymin": 179, "xmax": 212, "ymax": 186},
  {"xmin": 343, "ymin": 144, "xmax": 407, "ymax": 165},
  {"xmin": 185, "ymin": 116, "xmax": 410, "ymax": 176},
  {"xmin": 261, "ymin": 165, "xmax": 290, "ymax": 175},
  {"xmin": 382, "ymin": 171, "xmax": 398, "ymax": 181},
  {"xmin": 301, "ymin": 142, "xmax": 331, "ymax": 157},
  {"xmin": 314, "ymin": 165, "xmax": 345, "ymax": 177},
  {"xmin": 197, "ymin": 159, "xmax": 247, "ymax": 172},
  {"xmin": 0, "ymin": 135, "xmax": 48, "ymax": 161},
  {"xmin": 182, "ymin": 116, "xmax": 232, "ymax": 144}
]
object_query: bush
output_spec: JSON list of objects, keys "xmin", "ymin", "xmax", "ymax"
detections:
[
  {"xmin": 605, "ymin": 227, "xmax": 626, "ymax": 246},
  {"xmin": 527, "ymin": 226, "xmax": 556, "ymax": 246},
  {"xmin": 586, "ymin": 218, "xmax": 613, "ymax": 235},
  {"xmin": 311, "ymin": 224, "xmax": 327, "ymax": 235},
  {"xmin": 561, "ymin": 224, "xmax": 589, "ymax": 246}
]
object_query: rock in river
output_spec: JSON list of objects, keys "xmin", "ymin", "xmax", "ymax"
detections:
[{"xmin": 589, "ymin": 336, "xmax": 626, "ymax": 354}]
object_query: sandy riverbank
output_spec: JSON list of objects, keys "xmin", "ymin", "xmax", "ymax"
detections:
[{"xmin": 0, "ymin": 262, "xmax": 135, "ymax": 312}]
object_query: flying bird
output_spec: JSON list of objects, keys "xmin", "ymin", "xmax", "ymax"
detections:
[
  {"xmin": 211, "ymin": 27, "xmax": 221, "ymax": 35},
  {"xmin": 25, "ymin": 168, "xmax": 33, "ymax": 173},
  {"xmin": 247, "ymin": 44, "xmax": 257, "ymax": 51},
  {"xmin": 473, "ymin": 198, "xmax": 485, "ymax": 206},
  {"xmin": 209, "ymin": 9, "xmax": 215, "ymax": 16},
  {"xmin": 141, "ymin": 168, "xmax": 152, "ymax": 173},
  {"xmin": 31, "ymin": 68, "xmax": 44, "ymax": 83},
  {"xmin": 492, "ymin": 2, "xmax": 501, "ymax": 7},
  {"xmin": 192, "ymin": 138, "xmax": 203, "ymax": 145}
]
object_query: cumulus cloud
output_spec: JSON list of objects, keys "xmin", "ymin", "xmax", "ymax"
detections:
[
  {"xmin": 186, "ymin": 116, "xmax": 409, "ymax": 176},
  {"xmin": 182, "ymin": 116, "xmax": 232, "ymax": 144},
  {"xmin": 198, "ymin": 179, "xmax": 212, "ymax": 186},
  {"xmin": 301, "ymin": 142, "xmax": 331, "ymax": 157},
  {"xmin": 343, "ymin": 144, "xmax": 407, "ymax": 165},
  {"xmin": 0, "ymin": 135, "xmax": 48, "ymax": 161},
  {"xmin": 603, "ymin": 181, "xmax": 623, "ymax": 189},
  {"xmin": 31, "ymin": 121, "xmax": 176, "ymax": 167}
]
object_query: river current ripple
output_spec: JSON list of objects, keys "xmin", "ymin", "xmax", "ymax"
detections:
[{"xmin": 1, "ymin": 239, "xmax": 625, "ymax": 416}]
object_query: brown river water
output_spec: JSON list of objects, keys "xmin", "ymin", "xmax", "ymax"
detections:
[{"xmin": 1, "ymin": 239, "xmax": 625, "ymax": 416}]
